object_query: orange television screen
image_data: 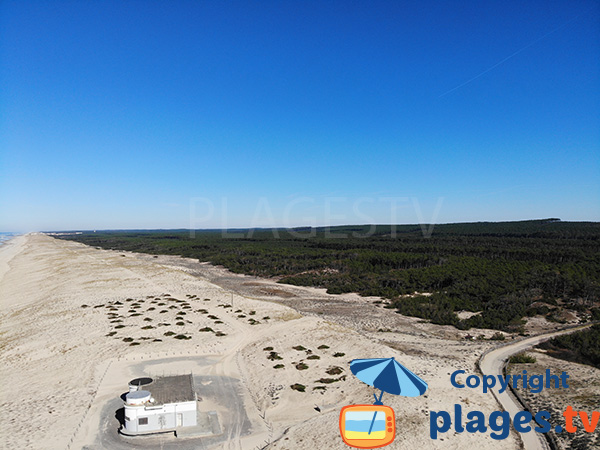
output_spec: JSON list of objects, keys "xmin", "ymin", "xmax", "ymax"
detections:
[{"xmin": 340, "ymin": 405, "xmax": 395, "ymax": 449}]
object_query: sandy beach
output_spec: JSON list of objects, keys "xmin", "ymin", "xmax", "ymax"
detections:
[{"xmin": 0, "ymin": 233, "xmax": 536, "ymax": 449}]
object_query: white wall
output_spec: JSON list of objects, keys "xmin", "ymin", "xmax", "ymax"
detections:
[{"xmin": 124, "ymin": 401, "xmax": 197, "ymax": 434}]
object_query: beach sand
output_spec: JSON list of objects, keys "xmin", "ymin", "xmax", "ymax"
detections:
[{"xmin": 0, "ymin": 233, "xmax": 521, "ymax": 449}]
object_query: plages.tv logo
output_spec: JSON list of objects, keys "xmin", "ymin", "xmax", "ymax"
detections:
[
  {"xmin": 339, "ymin": 357, "xmax": 427, "ymax": 449},
  {"xmin": 430, "ymin": 369, "xmax": 600, "ymax": 440}
]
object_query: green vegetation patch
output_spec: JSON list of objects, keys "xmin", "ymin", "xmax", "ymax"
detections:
[
  {"xmin": 509, "ymin": 353, "xmax": 537, "ymax": 364},
  {"xmin": 56, "ymin": 221, "xmax": 600, "ymax": 332},
  {"xmin": 537, "ymin": 325, "xmax": 600, "ymax": 369},
  {"xmin": 325, "ymin": 366, "xmax": 344, "ymax": 375},
  {"xmin": 290, "ymin": 384, "xmax": 306, "ymax": 392},
  {"xmin": 174, "ymin": 334, "xmax": 191, "ymax": 340},
  {"xmin": 267, "ymin": 351, "xmax": 283, "ymax": 361}
]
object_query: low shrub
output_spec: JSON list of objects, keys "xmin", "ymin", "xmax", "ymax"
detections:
[{"xmin": 290, "ymin": 384, "xmax": 306, "ymax": 392}]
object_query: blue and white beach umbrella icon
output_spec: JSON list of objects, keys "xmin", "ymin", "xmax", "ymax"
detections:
[
  {"xmin": 350, "ymin": 357, "xmax": 428, "ymax": 402},
  {"xmin": 350, "ymin": 357, "xmax": 428, "ymax": 435}
]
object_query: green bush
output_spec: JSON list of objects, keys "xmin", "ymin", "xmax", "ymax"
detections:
[
  {"xmin": 290, "ymin": 384, "xmax": 306, "ymax": 392},
  {"xmin": 509, "ymin": 353, "xmax": 537, "ymax": 363}
]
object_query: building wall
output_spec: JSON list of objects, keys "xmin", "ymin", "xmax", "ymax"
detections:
[{"xmin": 124, "ymin": 401, "xmax": 197, "ymax": 434}]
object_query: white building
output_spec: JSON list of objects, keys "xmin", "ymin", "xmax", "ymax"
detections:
[{"xmin": 122, "ymin": 374, "xmax": 197, "ymax": 435}]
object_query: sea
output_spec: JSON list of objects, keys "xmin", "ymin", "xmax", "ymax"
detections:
[{"xmin": 0, "ymin": 232, "xmax": 19, "ymax": 247}]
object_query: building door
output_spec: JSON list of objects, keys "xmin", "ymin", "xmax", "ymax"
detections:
[{"xmin": 177, "ymin": 413, "xmax": 183, "ymax": 427}]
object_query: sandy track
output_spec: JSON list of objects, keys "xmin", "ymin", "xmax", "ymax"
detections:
[{"xmin": 479, "ymin": 324, "xmax": 594, "ymax": 450}]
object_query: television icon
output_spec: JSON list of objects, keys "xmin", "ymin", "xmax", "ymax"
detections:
[{"xmin": 339, "ymin": 404, "xmax": 396, "ymax": 449}]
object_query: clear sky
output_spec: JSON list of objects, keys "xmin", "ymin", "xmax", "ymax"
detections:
[{"xmin": 1, "ymin": 0, "xmax": 599, "ymax": 231}]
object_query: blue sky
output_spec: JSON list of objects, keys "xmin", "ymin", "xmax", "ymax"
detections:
[{"xmin": 1, "ymin": 0, "xmax": 598, "ymax": 231}]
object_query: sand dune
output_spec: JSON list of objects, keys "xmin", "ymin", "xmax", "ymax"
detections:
[{"xmin": 0, "ymin": 234, "xmax": 520, "ymax": 449}]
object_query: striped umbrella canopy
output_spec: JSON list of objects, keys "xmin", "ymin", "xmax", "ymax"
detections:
[{"xmin": 350, "ymin": 357, "xmax": 428, "ymax": 399}]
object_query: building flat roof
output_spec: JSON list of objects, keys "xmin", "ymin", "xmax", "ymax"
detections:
[{"xmin": 146, "ymin": 374, "xmax": 195, "ymax": 405}]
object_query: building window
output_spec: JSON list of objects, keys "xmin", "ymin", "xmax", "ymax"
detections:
[{"xmin": 138, "ymin": 417, "xmax": 148, "ymax": 425}]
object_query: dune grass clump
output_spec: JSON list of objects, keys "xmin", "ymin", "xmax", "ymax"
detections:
[
  {"xmin": 290, "ymin": 384, "xmax": 306, "ymax": 392},
  {"xmin": 106, "ymin": 331, "xmax": 117, "ymax": 336},
  {"xmin": 199, "ymin": 327, "xmax": 214, "ymax": 332},
  {"xmin": 164, "ymin": 331, "xmax": 176, "ymax": 336},
  {"xmin": 313, "ymin": 386, "xmax": 327, "ymax": 391},
  {"xmin": 296, "ymin": 363, "xmax": 309, "ymax": 370},
  {"xmin": 129, "ymin": 342, "xmax": 140, "ymax": 346},
  {"xmin": 153, "ymin": 338, "xmax": 162, "ymax": 342},
  {"xmin": 169, "ymin": 305, "xmax": 178, "ymax": 310},
  {"xmin": 249, "ymin": 311, "xmax": 256, "ymax": 315},
  {"xmin": 141, "ymin": 325, "xmax": 154, "ymax": 330},
  {"xmin": 215, "ymin": 331, "xmax": 226, "ymax": 336},
  {"xmin": 143, "ymin": 317, "xmax": 153, "ymax": 321},
  {"xmin": 147, "ymin": 307, "xmax": 156, "ymax": 311},
  {"xmin": 174, "ymin": 334, "xmax": 191, "ymax": 340},
  {"xmin": 509, "ymin": 353, "xmax": 537, "ymax": 364},
  {"xmin": 263, "ymin": 346, "xmax": 274, "ymax": 351},
  {"xmin": 123, "ymin": 337, "xmax": 134, "ymax": 342},
  {"xmin": 130, "ymin": 313, "xmax": 142, "ymax": 317},
  {"xmin": 238, "ymin": 314, "xmax": 246, "ymax": 318},
  {"xmin": 176, "ymin": 321, "xmax": 185, "ymax": 326},
  {"xmin": 214, "ymin": 320, "xmax": 223, "ymax": 324},
  {"xmin": 307, "ymin": 355, "xmax": 320, "ymax": 360},
  {"xmin": 115, "ymin": 325, "xmax": 125, "ymax": 329},
  {"xmin": 333, "ymin": 352, "xmax": 345, "ymax": 357},
  {"xmin": 208, "ymin": 315, "xmax": 219, "ymax": 320},
  {"xmin": 315, "ymin": 378, "xmax": 337, "ymax": 384},
  {"xmin": 326, "ymin": 366, "xmax": 344, "ymax": 375},
  {"xmin": 317, "ymin": 345, "xmax": 330, "ymax": 350},
  {"xmin": 292, "ymin": 345, "xmax": 306, "ymax": 351},
  {"xmin": 263, "ymin": 316, "xmax": 270, "ymax": 320},
  {"xmin": 273, "ymin": 364, "xmax": 284, "ymax": 369},
  {"xmin": 267, "ymin": 351, "xmax": 282, "ymax": 361},
  {"xmin": 159, "ymin": 310, "xmax": 168, "ymax": 313}
]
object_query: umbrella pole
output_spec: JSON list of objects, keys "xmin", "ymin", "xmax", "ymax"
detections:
[{"xmin": 368, "ymin": 390, "xmax": 385, "ymax": 435}]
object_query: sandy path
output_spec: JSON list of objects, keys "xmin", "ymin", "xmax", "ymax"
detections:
[
  {"xmin": 0, "ymin": 234, "xmax": 524, "ymax": 449},
  {"xmin": 479, "ymin": 324, "xmax": 594, "ymax": 450}
]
